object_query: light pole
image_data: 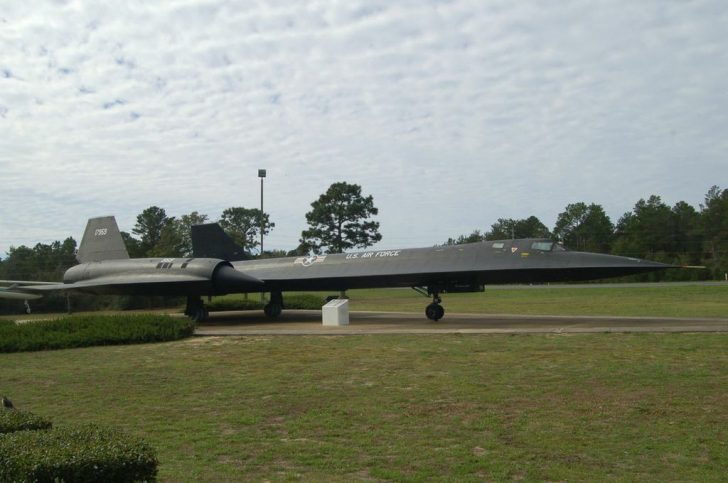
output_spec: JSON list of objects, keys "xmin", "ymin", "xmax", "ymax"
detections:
[
  {"xmin": 258, "ymin": 169, "xmax": 266, "ymax": 302},
  {"xmin": 258, "ymin": 169, "xmax": 266, "ymax": 256}
]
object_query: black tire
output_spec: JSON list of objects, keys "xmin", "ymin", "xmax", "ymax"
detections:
[
  {"xmin": 192, "ymin": 307, "xmax": 206, "ymax": 323},
  {"xmin": 425, "ymin": 303, "xmax": 442, "ymax": 321}
]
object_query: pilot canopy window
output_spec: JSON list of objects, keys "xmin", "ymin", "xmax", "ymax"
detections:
[{"xmin": 531, "ymin": 241, "xmax": 554, "ymax": 251}]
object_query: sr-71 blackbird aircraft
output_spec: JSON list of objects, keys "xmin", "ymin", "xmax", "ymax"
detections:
[{"xmin": 1, "ymin": 216, "xmax": 674, "ymax": 321}]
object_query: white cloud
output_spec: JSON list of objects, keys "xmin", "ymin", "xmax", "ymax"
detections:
[{"xmin": 1, "ymin": 0, "xmax": 727, "ymax": 254}]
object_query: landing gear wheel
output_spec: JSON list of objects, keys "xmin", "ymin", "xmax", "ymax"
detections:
[
  {"xmin": 192, "ymin": 307, "xmax": 207, "ymax": 322},
  {"xmin": 426, "ymin": 303, "xmax": 444, "ymax": 321},
  {"xmin": 264, "ymin": 302, "xmax": 282, "ymax": 318},
  {"xmin": 414, "ymin": 287, "xmax": 446, "ymax": 321},
  {"xmin": 185, "ymin": 296, "xmax": 209, "ymax": 322}
]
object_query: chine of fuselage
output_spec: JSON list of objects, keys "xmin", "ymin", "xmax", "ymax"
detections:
[{"xmin": 229, "ymin": 238, "xmax": 673, "ymax": 281}]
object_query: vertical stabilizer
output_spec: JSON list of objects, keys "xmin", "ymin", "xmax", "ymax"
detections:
[
  {"xmin": 191, "ymin": 223, "xmax": 250, "ymax": 261},
  {"xmin": 77, "ymin": 216, "xmax": 130, "ymax": 263}
]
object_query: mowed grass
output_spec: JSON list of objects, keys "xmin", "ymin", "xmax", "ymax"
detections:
[
  {"xmin": 213, "ymin": 284, "xmax": 728, "ymax": 318},
  {"xmin": 3, "ymin": 284, "xmax": 727, "ymax": 321},
  {"xmin": 2, "ymin": 334, "xmax": 728, "ymax": 481}
]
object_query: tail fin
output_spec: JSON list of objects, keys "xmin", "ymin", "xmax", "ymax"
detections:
[
  {"xmin": 77, "ymin": 216, "xmax": 130, "ymax": 263},
  {"xmin": 191, "ymin": 223, "xmax": 249, "ymax": 261}
]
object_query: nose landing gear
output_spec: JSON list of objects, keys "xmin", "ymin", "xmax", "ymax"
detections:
[
  {"xmin": 413, "ymin": 286, "xmax": 445, "ymax": 321},
  {"xmin": 425, "ymin": 300, "xmax": 445, "ymax": 321}
]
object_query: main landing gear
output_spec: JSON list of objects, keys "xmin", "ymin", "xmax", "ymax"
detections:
[
  {"xmin": 185, "ymin": 296, "xmax": 209, "ymax": 322},
  {"xmin": 413, "ymin": 287, "xmax": 445, "ymax": 321},
  {"xmin": 264, "ymin": 291, "xmax": 283, "ymax": 318}
]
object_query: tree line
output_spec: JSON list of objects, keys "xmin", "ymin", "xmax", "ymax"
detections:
[
  {"xmin": 0, "ymin": 182, "xmax": 380, "ymax": 314},
  {"xmin": 443, "ymin": 186, "xmax": 728, "ymax": 280},
  {"xmin": 0, "ymin": 182, "xmax": 380, "ymax": 282},
  {"xmin": 1, "ymin": 183, "xmax": 727, "ymax": 285},
  {"xmin": 122, "ymin": 181, "xmax": 381, "ymax": 259}
]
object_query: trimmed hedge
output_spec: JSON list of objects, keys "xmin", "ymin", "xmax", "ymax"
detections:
[
  {"xmin": 0, "ymin": 424, "xmax": 158, "ymax": 482},
  {"xmin": 0, "ymin": 409, "xmax": 52, "ymax": 434},
  {"xmin": 284, "ymin": 294, "xmax": 327, "ymax": 310},
  {"xmin": 0, "ymin": 293, "xmax": 185, "ymax": 316},
  {"xmin": 208, "ymin": 293, "xmax": 326, "ymax": 312},
  {"xmin": 0, "ymin": 314, "xmax": 195, "ymax": 353},
  {"xmin": 207, "ymin": 298, "xmax": 264, "ymax": 312}
]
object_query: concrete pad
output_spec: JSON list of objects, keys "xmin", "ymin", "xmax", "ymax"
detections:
[{"xmin": 195, "ymin": 310, "xmax": 728, "ymax": 336}]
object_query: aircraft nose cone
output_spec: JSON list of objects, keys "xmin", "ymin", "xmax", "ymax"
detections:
[
  {"xmin": 213, "ymin": 264, "xmax": 263, "ymax": 293},
  {"xmin": 567, "ymin": 251, "xmax": 676, "ymax": 279},
  {"xmin": 586, "ymin": 252, "xmax": 675, "ymax": 269}
]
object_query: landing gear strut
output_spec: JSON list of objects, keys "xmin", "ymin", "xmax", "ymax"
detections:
[
  {"xmin": 413, "ymin": 287, "xmax": 445, "ymax": 321},
  {"xmin": 185, "ymin": 296, "xmax": 209, "ymax": 322},
  {"xmin": 264, "ymin": 291, "xmax": 283, "ymax": 318}
]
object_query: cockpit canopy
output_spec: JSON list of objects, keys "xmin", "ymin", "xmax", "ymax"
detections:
[
  {"xmin": 489, "ymin": 239, "xmax": 566, "ymax": 252},
  {"xmin": 530, "ymin": 240, "xmax": 566, "ymax": 252}
]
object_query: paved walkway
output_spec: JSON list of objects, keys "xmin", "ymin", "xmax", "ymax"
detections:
[{"xmin": 195, "ymin": 310, "xmax": 728, "ymax": 335}]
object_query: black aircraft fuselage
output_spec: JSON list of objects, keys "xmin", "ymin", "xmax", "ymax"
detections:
[
  {"xmin": 2, "ymin": 217, "xmax": 674, "ymax": 321},
  {"xmin": 229, "ymin": 238, "xmax": 667, "ymax": 293},
  {"xmin": 188, "ymin": 223, "xmax": 672, "ymax": 320}
]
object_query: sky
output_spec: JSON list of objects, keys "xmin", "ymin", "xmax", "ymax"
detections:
[{"xmin": 1, "ymin": 0, "xmax": 727, "ymax": 256}]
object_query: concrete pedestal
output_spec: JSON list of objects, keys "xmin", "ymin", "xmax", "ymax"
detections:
[{"xmin": 322, "ymin": 299, "xmax": 349, "ymax": 326}]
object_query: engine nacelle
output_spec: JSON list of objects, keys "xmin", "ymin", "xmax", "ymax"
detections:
[{"xmin": 63, "ymin": 257, "xmax": 262, "ymax": 296}]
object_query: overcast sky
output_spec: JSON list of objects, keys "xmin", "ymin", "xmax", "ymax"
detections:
[{"xmin": 1, "ymin": 0, "xmax": 726, "ymax": 256}]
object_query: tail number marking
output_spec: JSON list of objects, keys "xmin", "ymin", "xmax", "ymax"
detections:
[{"xmin": 94, "ymin": 228, "xmax": 108, "ymax": 236}]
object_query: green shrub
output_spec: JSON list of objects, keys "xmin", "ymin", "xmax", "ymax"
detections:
[
  {"xmin": 282, "ymin": 294, "xmax": 326, "ymax": 310},
  {"xmin": 0, "ymin": 314, "xmax": 195, "ymax": 353},
  {"xmin": 112, "ymin": 295, "xmax": 185, "ymax": 311},
  {"xmin": 207, "ymin": 297, "xmax": 264, "ymax": 312},
  {"xmin": 0, "ymin": 409, "xmax": 52, "ymax": 434},
  {"xmin": 0, "ymin": 319, "xmax": 15, "ymax": 328},
  {"xmin": 208, "ymin": 293, "xmax": 325, "ymax": 312},
  {"xmin": 0, "ymin": 293, "xmax": 187, "ymax": 316},
  {"xmin": 0, "ymin": 424, "xmax": 157, "ymax": 482}
]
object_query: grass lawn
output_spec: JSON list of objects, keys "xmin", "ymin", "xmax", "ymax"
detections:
[
  {"xmin": 215, "ymin": 284, "xmax": 728, "ymax": 319},
  {"xmin": 3, "ymin": 284, "xmax": 727, "ymax": 321},
  {"xmin": 2, "ymin": 333, "xmax": 728, "ymax": 481}
]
